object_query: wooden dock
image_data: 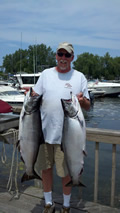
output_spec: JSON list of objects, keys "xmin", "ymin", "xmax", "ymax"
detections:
[{"xmin": 0, "ymin": 185, "xmax": 120, "ymax": 213}]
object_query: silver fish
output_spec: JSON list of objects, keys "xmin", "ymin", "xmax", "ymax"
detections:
[
  {"xmin": 61, "ymin": 93, "xmax": 86, "ymax": 187},
  {"xmin": 18, "ymin": 88, "xmax": 44, "ymax": 182}
]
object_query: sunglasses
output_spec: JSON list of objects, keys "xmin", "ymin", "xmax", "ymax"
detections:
[{"xmin": 57, "ymin": 52, "xmax": 72, "ymax": 58}]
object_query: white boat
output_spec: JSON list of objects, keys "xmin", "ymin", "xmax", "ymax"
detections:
[
  {"xmin": 14, "ymin": 73, "xmax": 41, "ymax": 89},
  {"xmin": 13, "ymin": 74, "xmax": 120, "ymax": 97},
  {"xmin": 88, "ymin": 80, "xmax": 120, "ymax": 97},
  {"xmin": 88, "ymin": 88, "xmax": 105, "ymax": 98},
  {"xmin": 0, "ymin": 85, "xmax": 25, "ymax": 104}
]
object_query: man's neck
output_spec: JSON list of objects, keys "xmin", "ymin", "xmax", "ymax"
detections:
[{"xmin": 55, "ymin": 66, "xmax": 71, "ymax": 73}]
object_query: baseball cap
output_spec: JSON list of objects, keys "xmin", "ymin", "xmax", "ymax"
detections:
[{"xmin": 57, "ymin": 42, "xmax": 74, "ymax": 54}]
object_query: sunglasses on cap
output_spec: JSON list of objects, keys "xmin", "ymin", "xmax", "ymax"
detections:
[{"xmin": 57, "ymin": 52, "xmax": 72, "ymax": 58}]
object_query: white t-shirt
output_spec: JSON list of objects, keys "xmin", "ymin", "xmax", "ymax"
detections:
[{"xmin": 33, "ymin": 67, "xmax": 89, "ymax": 144}]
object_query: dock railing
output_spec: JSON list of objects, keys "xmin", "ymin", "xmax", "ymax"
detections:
[
  {"xmin": 0, "ymin": 127, "xmax": 120, "ymax": 207},
  {"xmin": 86, "ymin": 127, "xmax": 120, "ymax": 207}
]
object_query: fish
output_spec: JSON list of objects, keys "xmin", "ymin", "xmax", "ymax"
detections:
[
  {"xmin": 18, "ymin": 87, "xmax": 44, "ymax": 182},
  {"xmin": 61, "ymin": 92, "xmax": 86, "ymax": 187}
]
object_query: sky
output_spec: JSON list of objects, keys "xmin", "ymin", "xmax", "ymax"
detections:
[{"xmin": 0, "ymin": 0, "xmax": 120, "ymax": 66}]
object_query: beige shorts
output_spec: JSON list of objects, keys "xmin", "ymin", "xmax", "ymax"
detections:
[{"xmin": 35, "ymin": 143, "xmax": 68, "ymax": 177}]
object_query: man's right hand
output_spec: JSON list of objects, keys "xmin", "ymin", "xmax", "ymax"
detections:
[{"xmin": 31, "ymin": 89, "xmax": 39, "ymax": 96}]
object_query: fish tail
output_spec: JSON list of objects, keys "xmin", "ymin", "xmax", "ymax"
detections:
[
  {"xmin": 16, "ymin": 140, "xmax": 20, "ymax": 151},
  {"xmin": 21, "ymin": 171, "xmax": 42, "ymax": 182},
  {"xmin": 65, "ymin": 180, "xmax": 86, "ymax": 187}
]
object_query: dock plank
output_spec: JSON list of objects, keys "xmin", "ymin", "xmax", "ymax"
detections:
[{"xmin": 0, "ymin": 186, "xmax": 120, "ymax": 213}]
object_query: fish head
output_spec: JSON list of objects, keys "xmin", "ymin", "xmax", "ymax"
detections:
[
  {"xmin": 24, "ymin": 88, "xmax": 42, "ymax": 113},
  {"xmin": 61, "ymin": 94, "xmax": 79, "ymax": 117}
]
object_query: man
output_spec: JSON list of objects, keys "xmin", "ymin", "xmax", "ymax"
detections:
[{"xmin": 33, "ymin": 42, "xmax": 90, "ymax": 213}]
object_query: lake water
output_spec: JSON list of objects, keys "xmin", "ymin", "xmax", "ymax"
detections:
[{"xmin": 0, "ymin": 97, "xmax": 120, "ymax": 208}]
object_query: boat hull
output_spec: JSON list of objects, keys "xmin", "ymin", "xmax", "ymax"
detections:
[{"xmin": 88, "ymin": 82, "xmax": 120, "ymax": 97}]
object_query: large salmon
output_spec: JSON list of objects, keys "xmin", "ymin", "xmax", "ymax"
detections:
[
  {"xmin": 18, "ymin": 88, "xmax": 44, "ymax": 182},
  {"xmin": 61, "ymin": 93, "xmax": 86, "ymax": 187}
]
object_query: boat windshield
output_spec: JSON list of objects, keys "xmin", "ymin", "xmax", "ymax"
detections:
[
  {"xmin": 22, "ymin": 76, "xmax": 39, "ymax": 84},
  {"xmin": 0, "ymin": 91, "xmax": 21, "ymax": 96}
]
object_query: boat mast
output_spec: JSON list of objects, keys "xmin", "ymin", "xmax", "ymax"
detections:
[
  {"xmin": 33, "ymin": 44, "xmax": 35, "ymax": 85},
  {"xmin": 33, "ymin": 39, "xmax": 37, "ymax": 85},
  {"xmin": 35, "ymin": 38, "xmax": 37, "ymax": 73},
  {"xmin": 20, "ymin": 32, "xmax": 22, "ymax": 77}
]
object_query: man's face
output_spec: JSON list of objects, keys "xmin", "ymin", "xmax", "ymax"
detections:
[{"xmin": 56, "ymin": 49, "xmax": 74, "ymax": 73}]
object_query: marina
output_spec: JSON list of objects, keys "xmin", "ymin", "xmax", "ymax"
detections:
[{"xmin": 6, "ymin": 75, "xmax": 120, "ymax": 98}]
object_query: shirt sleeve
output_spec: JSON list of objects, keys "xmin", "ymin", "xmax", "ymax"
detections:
[
  {"xmin": 81, "ymin": 75, "xmax": 90, "ymax": 100},
  {"xmin": 33, "ymin": 72, "xmax": 43, "ymax": 95}
]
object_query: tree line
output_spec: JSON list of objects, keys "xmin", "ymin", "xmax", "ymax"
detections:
[
  {"xmin": 2, "ymin": 44, "xmax": 56, "ymax": 75},
  {"xmin": 1, "ymin": 43, "xmax": 120, "ymax": 80},
  {"xmin": 73, "ymin": 52, "xmax": 120, "ymax": 80}
]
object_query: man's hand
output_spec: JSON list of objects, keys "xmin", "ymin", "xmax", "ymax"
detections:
[
  {"xmin": 76, "ymin": 92, "xmax": 90, "ymax": 111},
  {"xmin": 31, "ymin": 89, "xmax": 39, "ymax": 96},
  {"xmin": 76, "ymin": 92, "xmax": 84, "ymax": 105}
]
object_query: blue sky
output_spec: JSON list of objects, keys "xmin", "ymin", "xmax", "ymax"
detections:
[{"xmin": 0, "ymin": 0, "xmax": 120, "ymax": 66}]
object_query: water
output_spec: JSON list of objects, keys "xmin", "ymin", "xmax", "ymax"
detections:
[
  {"xmin": 0, "ymin": 97, "xmax": 120, "ymax": 207},
  {"xmin": 86, "ymin": 97, "xmax": 120, "ymax": 130}
]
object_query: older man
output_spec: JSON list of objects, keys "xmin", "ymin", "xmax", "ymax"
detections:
[{"xmin": 33, "ymin": 42, "xmax": 90, "ymax": 213}]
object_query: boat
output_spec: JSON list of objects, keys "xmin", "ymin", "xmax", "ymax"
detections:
[
  {"xmin": 88, "ymin": 88, "xmax": 105, "ymax": 98},
  {"xmin": 13, "ymin": 74, "xmax": 120, "ymax": 97},
  {"xmin": 0, "ymin": 110, "xmax": 19, "ymax": 133},
  {"xmin": 0, "ymin": 100, "xmax": 13, "ymax": 113},
  {"xmin": 88, "ymin": 80, "xmax": 120, "ymax": 97},
  {"xmin": 13, "ymin": 72, "xmax": 41, "ymax": 90},
  {"xmin": 0, "ymin": 80, "xmax": 13, "ymax": 86},
  {"xmin": 0, "ymin": 85, "xmax": 25, "ymax": 104}
]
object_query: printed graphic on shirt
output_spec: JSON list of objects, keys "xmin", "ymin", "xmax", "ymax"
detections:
[{"xmin": 64, "ymin": 83, "xmax": 72, "ymax": 89}]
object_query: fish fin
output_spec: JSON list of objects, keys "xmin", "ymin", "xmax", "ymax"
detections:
[
  {"xmin": 16, "ymin": 140, "xmax": 19, "ymax": 147},
  {"xmin": 21, "ymin": 156, "xmax": 25, "ymax": 163},
  {"xmin": 16, "ymin": 140, "xmax": 21, "ymax": 152},
  {"xmin": 21, "ymin": 171, "xmax": 42, "ymax": 183},
  {"xmin": 78, "ymin": 181, "xmax": 86, "ymax": 187},
  {"xmin": 77, "ymin": 116, "xmax": 84, "ymax": 127},
  {"xmin": 80, "ymin": 168, "xmax": 84, "ymax": 175},
  {"xmin": 40, "ymin": 132, "xmax": 45, "ymax": 144},
  {"xmin": 83, "ymin": 150, "xmax": 87, "ymax": 156},
  {"xmin": 65, "ymin": 180, "xmax": 86, "ymax": 187},
  {"xmin": 65, "ymin": 180, "xmax": 73, "ymax": 187},
  {"xmin": 20, "ymin": 106, "xmax": 26, "ymax": 120},
  {"xmin": 60, "ymin": 143, "xmax": 64, "ymax": 152},
  {"xmin": 29, "ymin": 87, "xmax": 32, "ymax": 96}
]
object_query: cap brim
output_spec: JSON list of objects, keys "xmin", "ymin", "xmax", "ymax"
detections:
[{"xmin": 57, "ymin": 45, "xmax": 74, "ymax": 54}]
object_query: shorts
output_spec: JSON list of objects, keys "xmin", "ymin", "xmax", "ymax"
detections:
[{"xmin": 35, "ymin": 143, "xmax": 68, "ymax": 177}]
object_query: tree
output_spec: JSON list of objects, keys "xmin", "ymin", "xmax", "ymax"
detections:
[
  {"xmin": 112, "ymin": 57, "xmax": 120, "ymax": 79},
  {"xmin": 3, "ymin": 44, "xmax": 56, "ymax": 74},
  {"xmin": 73, "ymin": 53, "xmax": 101, "ymax": 79},
  {"xmin": 2, "ymin": 46, "xmax": 120, "ymax": 80},
  {"xmin": 28, "ymin": 44, "xmax": 56, "ymax": 72},
  {"xmin": 73, "ymin": 52, "xmax": 120, "ymax": 80}
]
